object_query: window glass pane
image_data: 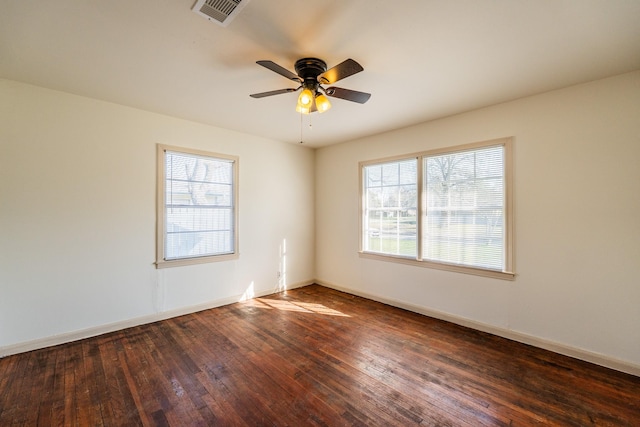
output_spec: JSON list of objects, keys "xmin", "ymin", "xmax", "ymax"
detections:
[
  {"xmin": 363, "ymin": 159, "xmax": 417, "ymax": 257},
  {"xmin": 367, "ymin": 165, "xmax": 382, "ymax": 187},
  {"xmin": 382, "ymin": 163, "xmax": 399, "ymax": 186},
  {"xmin": 164, "ymin": 150, "xmax": 235, "ymax": 261},
  {"xmin": 423, "ymin": 146, "xmax": 504, "ymax": 270}
]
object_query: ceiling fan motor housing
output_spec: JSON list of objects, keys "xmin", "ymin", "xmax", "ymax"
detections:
[{"xmin": 295, "ymin": 58, "xmax": 327, "ymax": 91}]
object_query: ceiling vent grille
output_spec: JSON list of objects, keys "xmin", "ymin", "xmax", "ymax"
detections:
[{"xmin": 192, "ymin": 0, "xmax": 250, "ymax": 27}]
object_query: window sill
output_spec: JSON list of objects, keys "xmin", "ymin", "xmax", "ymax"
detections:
[
  {"xmin": 358, "ymin": 251, "xmax": 516, "ymax": 281},
  {"xmin": 156, "ymin": 252, "xmax": 239, "ymax": 269}
]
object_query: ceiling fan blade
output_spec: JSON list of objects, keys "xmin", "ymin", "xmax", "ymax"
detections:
[
  {"xmin": 318, "ymin": 59, "xmax": 364, "ymax": 84},
  {"xmin": 250, "ymin": 88, "xmax": 299, "ymax": 98},
  {"xmin": 325, "ymin": 87, "xmax": 371, "ymax": 104},
  {"xmin": 256, "ymin": 60, "xmax": 301, "ymax": 82}
]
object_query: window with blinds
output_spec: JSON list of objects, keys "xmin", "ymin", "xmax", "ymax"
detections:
[
  {"xmin": 157, "ymin": 145, "xmax": 238, "ymax": 268},
  {"xmin": 360, "ymin": 138, "xmax": 514, "ymax": 280},
  {"xmin": 424, "ymin": 145, "xmax": 504, "ymax": 270}
]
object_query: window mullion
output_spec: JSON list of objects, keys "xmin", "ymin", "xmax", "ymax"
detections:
[{"xmin": 416, "ymin": 156, "xmax": 424, "ymax": 261}]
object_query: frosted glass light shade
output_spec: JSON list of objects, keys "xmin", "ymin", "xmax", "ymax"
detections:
[{"xmin": 315, "ymin": 94, "xmax": 331, "ymax": 113}]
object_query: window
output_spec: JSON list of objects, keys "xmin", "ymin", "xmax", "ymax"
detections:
[
  {"xmin": 362, "ymin": 158, "xmax": 418, "ymax": 257},
  {"xmin": 360, "ymin": 138, "xmax": 514, "ymax": 280},
  {"xmin": 156, "ymin": 145, "xmax": 238, "ymax": 268}
]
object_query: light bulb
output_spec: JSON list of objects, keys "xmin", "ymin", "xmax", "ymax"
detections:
[{"xmin": 298, "ymin": 88, "xmax": 314, "ymax": 108}]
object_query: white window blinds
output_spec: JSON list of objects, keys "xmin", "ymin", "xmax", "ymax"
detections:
[
  {"xmin": 162, "ymin": 149, "xmax": 236, "ymax": 261},
  {"xmin": 423, "ymin": 145, "xmax": 505, "ymax": 270}
]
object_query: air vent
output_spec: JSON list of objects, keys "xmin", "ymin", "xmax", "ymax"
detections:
[{"xmin": 192, "ymin": 0, "xmax": 250, "ymax": 27}]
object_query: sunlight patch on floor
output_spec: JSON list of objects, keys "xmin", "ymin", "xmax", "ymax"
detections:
[{"xmin": 243, "ymin": 298, "xmax": 350, "ymax": 317}]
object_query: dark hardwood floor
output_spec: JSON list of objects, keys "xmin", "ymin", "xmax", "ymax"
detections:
[{"xmin": 1, "ymin": 284, "xmax": 639, "ymax": 426}]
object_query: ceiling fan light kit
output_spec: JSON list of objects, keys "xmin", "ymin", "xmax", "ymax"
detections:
[{"xmin": 250, "ymin": 57, "xmax": 371, "ymax": 115}]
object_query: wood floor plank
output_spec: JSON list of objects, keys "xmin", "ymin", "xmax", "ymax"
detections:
[
  {"xmin": 101, "ymin": 331, "xmax": 144, "ymax": 426},
  {"xmin": 1, "ymin": 284, "xmax": 639, "ymax": 426},
  {"xmin": 6, "ymin": 350, "xmax": 41, "ymax": 426}
]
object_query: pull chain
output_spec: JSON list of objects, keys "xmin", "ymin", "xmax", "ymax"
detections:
[
  {"xmin": 300, "ymin": 112, "xmax": 313, "ymax": 143},
  {"xmin": 299, "ymin": 111, "xmax": 303, "ymax": 143}
]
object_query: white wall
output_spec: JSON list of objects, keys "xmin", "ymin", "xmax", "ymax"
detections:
[
  {"xmin": 0, "ymin": 80, "xmax": 315, "ymax": 351},
  {"xmin": 315, "ymin": 71, "xmax": 640, "ymax": 372},
  {"xmin": 2, "ymin": 72, "xmax": 639, "ymax": 374}
]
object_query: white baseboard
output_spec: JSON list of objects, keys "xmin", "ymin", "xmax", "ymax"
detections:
[
  {"xmin": 0, "ymin": 280, "xmax": 312, "ymax": 358},
  {"xmin": 315, "ymin": 279, "xmax": 640, "ymax": 377}
]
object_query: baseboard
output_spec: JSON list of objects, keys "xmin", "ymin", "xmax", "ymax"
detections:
[
  {"xmin": 315, "ymin": 279, "xmax": 640, "ymax": 377},
  {"xmin": 0, "ymin": 280, "xmax": 312, "ymax": 358}
]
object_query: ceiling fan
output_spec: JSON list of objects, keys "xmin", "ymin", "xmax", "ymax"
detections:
[{"xmin": 250, "ymin": 58, "xmax": 371, "ymax": 114}]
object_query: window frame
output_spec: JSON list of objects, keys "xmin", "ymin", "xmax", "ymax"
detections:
[
  {"xmin": 156, "ymin": 144, "xmax": 239, "ymax": 269},
  {"xmin": 359, "ymin": 137, "xmax": 514, "ymax": 280}
]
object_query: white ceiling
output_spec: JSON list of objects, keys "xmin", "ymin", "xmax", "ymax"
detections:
[{"xmin": 1, "ymin": 1, "xmax": 639, "ymax": 148}]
